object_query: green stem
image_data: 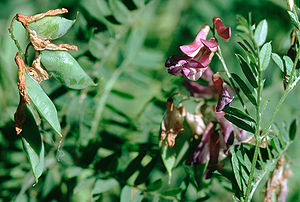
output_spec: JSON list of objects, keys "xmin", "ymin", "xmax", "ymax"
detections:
[
  {"xmin": 262, "ymin": 46, "xmax": 300, "ymax": 136},
  {"xmin": 244, "ymin": 31, "xmax": 262, "ymax": 201},
  {"xmin": 216, "ymin": 47, "xmax": 249, "ymax": 114},
  {"xmin": 8, "ymin": 15, "xmax": 24, "ymax": 59}
]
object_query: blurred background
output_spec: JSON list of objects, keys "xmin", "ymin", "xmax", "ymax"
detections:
[{"xmin": 0, "ymin": 0, "xmax": 299, "ymax": 201}]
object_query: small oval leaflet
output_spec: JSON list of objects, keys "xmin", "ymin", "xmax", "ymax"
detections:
[
  {"xmin": 40, "ymin": 50, "xmax": 95, "ymax": 89},
  {"xmin": 29, "ymin": 16, "xmax": 74, "ymax": 40}
]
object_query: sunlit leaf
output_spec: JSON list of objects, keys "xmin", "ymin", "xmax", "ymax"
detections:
[
  {"xmin": 283, "ymin": 56, "xmax": 294, "ymax": 75},
  {"xmin": 259, "ymin": 42, "xmax": 272, "ymax": 70},
  {"xmin": 288, "ymin": 10, "xmax": 300, "ymax": 30},
  {"xmin": 92, "ymin": 178, "xmax": 118, "ymax": 195},
  {"xmin": 26, "ymin": 74, "xmax": 62, "ymax": 137},
  {"xmin": 29, "ymin": 16, "xmax": 74, "ymax": 40},
  {"xmin": 21, "ymin": 107, "xmax": 44, "ymax": 183},
  {"xmin": 121, "ymin": 186, "xmax": 132, "ymax": 202},
  {"xmin": 40, "ymin": 50, "xmax": 95, "ymax": 89},
  {"xmin": 271, "ymin": 53, "xmax": 284, "ymax": 72},
  {"xmin": 254, "ymin": 19, "xmax": 268, "ymax": 46}
]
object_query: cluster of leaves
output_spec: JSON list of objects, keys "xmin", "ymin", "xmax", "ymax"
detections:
[{"xmin": 0, "ymin": 0, "xmax": 300, "ymax": 201}]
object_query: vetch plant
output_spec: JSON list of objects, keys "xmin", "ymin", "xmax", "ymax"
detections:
[
  {"xmin": 160, "ymin": 1, "xmax": 300, "ymax": 200},
  {"xmin": 9, "ymin": 8, "xmax": 95, "ymax": 183}
]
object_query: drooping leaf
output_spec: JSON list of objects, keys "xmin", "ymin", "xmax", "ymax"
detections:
[
  {"xmin": 224, "ymin": 114, "xmax": 255, "ymax": 133},
  {"xmin": 236, "ymin": 54, "xmax": 258, "ymax": 88},
  {"xmin": 254, "ymin": 19, "xmax": 268, "ymax": 46},
  {"xmin": 29, "ymin": 16, "xmax": 74, "ymax": 40},
  {"xmin": 109, "ymin": 0, "xmax": 130, "ymax": 23},
  {"xmin": 40, "ymin": 50, "xmax": 95, "ymax": 89},
  {"xmin": 21, "ymin": 106, "xmax": 45, "ymax": 183},
  {"xmin": 160, "ymin": 144, "xmax": 176, "ymax": 182},
  {"xmin": 289, "ymin": 119, "xmax": 298, "ymax": 141},
  {"xmin": 259, "ymin": 42, "xmax": 272, "ymax": 70},
  {"xmin": 222, "ymin": 106, "xmax": 256, "ymax": 123},
  {"xmin": 283, "ymin": 56, "xmax": 294, "ymax": 75},
  {"xmin": 271, "ymin": 53, "xmax": 284, "ymax": 72},
  {"xmin": 121, "ymin": 186, "xmax": 132, "ymax": 202},
  {"xmin": 26, "ymin": 74, "xmax": 62, "ymax": 137},
  {"xmin": 92, "ymin": 178, "xmax": 118, "ymax": 195},
  {"xmin": 231, "ymin": 73, "xmax": 257, "ymax": 106}
]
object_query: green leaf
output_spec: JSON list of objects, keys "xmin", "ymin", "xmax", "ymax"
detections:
[
  {"xmin": 288, "ymin": 11, "xmax": 300, "ymax": 30},
  {"xmin": 231, "ymin": 73, "xmax": 257, "ymax": 106},
  {"xmin": 134, "ymin": 157, "xmax": 157, "ymax": 185},
  {"xmin": 21, "ymin": 107, "xmax": 44, "ymax": 183},
  {"xmin": 283, "ymin": 56, "xmax": 294, "ymax": 75},
  {"xmin": 92, "ymin": 178, "xmax": 118, "ymax": 195},
  {"xmin": 271, "ymin": 53, "xmax": 284, "ymax": 72},
  {"xmin": 236, "ymin": 54, "xmax": 258, "ymax": 88},
  {"xmin": 231, "ymin": 148, "xmax": 243, "ymax": 192},
  {"xmin": 147, "ymin": 179, "xmax": 162, "ymax": 191},
  {"xmin": 160, "ymin": 144, "xmax": 176, "ymax": 182},
  {"xmin": 40, "ymin": 50, "xmax": 95, "ymax": 89},
  {"xmin": 259, "ymin": 42, "xmax": 272, "ymax": 70},
  {"xmin": 161, "ymin": 187, "xmax": 182, "ymax": 196},
  {"xmin": 224, "ymin": 114, "xmax": 255, "ymax": 133},
  {"xmin": 254, "ymin": 19, "xmax": 268, "ymax": 46},
  {"xmin": 29, "ymin": 16, "xmax": 74, "ymax": 40},
  {"xmin": 289, "ymin": 119, "xmax": 298, "ymax": 141},
  {"xmin": 222, "ymin": 106, "xmax": 256, "ymax": 123},
  {"xmin": 126, "ymin": 26, "xmax": 146, "ymax": 61},
  {"xmin": 109, "ymin": 0, "xmax": 130, "ymax": 23},
  {"xmin": 26, "ymin": 74, "xmax": 62, "ymax": 137},
  {"xmin": 132, "ymin": 191, "xmax": 143, "ymax": 202},
  {"xmin": 121, "ymin": 186, "xmax": 132, "ymax": 202}
]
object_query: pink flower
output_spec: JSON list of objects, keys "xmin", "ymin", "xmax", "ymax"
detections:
[
  {"xmin": 213, "ymin": 17, "xmax": 231, "ymax": 42},
  {"xmin": 180, "ymin": 24, "xmax": 210, "ymax": 57},
  {"xmin": 165, "ymin": 26, "xmax": 218, "ymax": 81}
]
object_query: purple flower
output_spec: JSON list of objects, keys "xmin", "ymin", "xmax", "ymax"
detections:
[
  {"xmin": 165, "ymin": 25, "xmax": 219, "ymax": 81},
  {"xmin": 212, "ymin": 73, "xmax": 235, "ymax": 112},
  {"xmin": 213, "ymin": 17, "xmax": 231, "ymax": 42}
]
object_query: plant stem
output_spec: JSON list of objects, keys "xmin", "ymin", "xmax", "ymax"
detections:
[
  {"xmin": 8, "ymin": 15, "xmax": 24, "ymax": 59},
  {"xmin": 216, "ymin": 47, "xmax": 249, "ymax": 114},
  {"xmin": 244, "ymin": 28, "xmax": 263, "ymax": 201},
  {"xmin": 262, "ymin": 46, "xmax": 300, "ymax": 136}
]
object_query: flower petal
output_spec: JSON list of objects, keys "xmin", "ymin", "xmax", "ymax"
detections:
[
  {"xmin": 213, "ymin": 105, "xmax": 233, "ymax": 144},
  {"xmin": 183, "ymin": 80, "xmax": 216, "ymax": 98},
  {"xmin": 213, "ymin": 17, "xmax": 231, "ymax": 42},
  {"xmin": 199, "ymin": 50, "xmax": 215, "ymax": 68},
  {"xmin": 180, "ymin": 24, "xmax": 210, "ymax": 57},
  {"xmin": 201, "ymin": 38, "xmax": 218, "ymax": 52},
  {"xmin": 212, "ymin": 73, "xmax": 234, "ymax": 112}
]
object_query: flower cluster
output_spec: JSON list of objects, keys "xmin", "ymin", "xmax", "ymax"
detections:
[
  {"xmin": 165, "ymin": 17, "xmax": 231, "ymax": 81},
  {"xmin": 162, "ymin": 17, "xmax": 246, "ymax": 178}
]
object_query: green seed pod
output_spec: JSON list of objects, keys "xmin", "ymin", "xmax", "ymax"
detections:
[
  {"xmin": 40, "ymin": 50, "xmax": 95, "ymax": 89},
  {"xmin": 29, "ymin": 16, "xmax": 74, "ymax": 40}
]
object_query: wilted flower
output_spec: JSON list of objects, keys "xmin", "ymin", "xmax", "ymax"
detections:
[
  {"xmin": 160, "ymin": 97, "xmax": 186, "ymax": 147},
  {"xmin": 213, "ymin": 17, "xmax": 231, "ymax": 42}
]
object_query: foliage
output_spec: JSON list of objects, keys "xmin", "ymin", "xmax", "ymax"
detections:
[{"xmin": 0, "ymin": 0, "xmax": 300, "ymax": 201}]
